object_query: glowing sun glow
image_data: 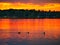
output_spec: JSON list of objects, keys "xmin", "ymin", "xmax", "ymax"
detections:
[{"xmin": 0, "ymin": 2, "xmax": 60, "ymax": 11}]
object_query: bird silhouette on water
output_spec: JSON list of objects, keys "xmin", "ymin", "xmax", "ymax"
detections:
[
  {"xmin": 43, "ymin": 32, "xmax": 45, "ymax": 36},
  {"xmin": 27, "ymin": 32, "xmax": 29, "ymax": 34},
  {"xmin": 18, "ymin": 32, "xmax": 21, "ymax": 34}
]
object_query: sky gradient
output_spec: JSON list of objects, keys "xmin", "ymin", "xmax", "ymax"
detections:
[{"xmin": 0, "ymin": 0, "xmax": 60, "ymax": 11}]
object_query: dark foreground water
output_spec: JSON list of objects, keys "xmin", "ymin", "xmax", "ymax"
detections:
[{"xmin": 0, "ymin": 32, "xmax": 60, "ymax": 45}]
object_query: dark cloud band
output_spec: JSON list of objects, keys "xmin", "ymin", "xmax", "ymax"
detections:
[
  {"xmin": 0, "ymin": 0, "xmax": 29, "ymax": 3},
  {"xmin": 0, "ymin": 0, "xmax": 60, "ymax": 3}
]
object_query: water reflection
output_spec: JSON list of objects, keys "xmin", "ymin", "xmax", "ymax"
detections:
[
  {"xmin": 0, "ymin": 31, "xmax": 60, "ymax": 45},
  {"xmin": 0, "ymin": 19, "xmax": 60, "ymax": 45}
]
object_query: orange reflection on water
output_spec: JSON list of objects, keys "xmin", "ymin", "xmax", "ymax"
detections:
[
  {"xmin": 0, "ymin": 19, "xmax": 10, "ymax": 31},
  {"xmin": 0, "ymin": 19, "xmax": 60, "ymax": 39}
]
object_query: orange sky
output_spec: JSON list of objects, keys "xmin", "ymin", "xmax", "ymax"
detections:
[{"xmin": 0, "ymin": 2, "xmax": 60, "ymax": 11}]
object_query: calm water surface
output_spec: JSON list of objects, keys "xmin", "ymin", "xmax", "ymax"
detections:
[{"xmin": 0, "ymin": 19, "xmax": 60, "ymax": 45}]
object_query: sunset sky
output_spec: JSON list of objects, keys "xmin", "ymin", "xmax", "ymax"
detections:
[{"xmin": 0, "ymin": 0, "xmax": 60, "ymax": 11}]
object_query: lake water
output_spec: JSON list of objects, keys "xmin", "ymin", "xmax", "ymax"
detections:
[{"xmin": 0, "ymin": 19, "xmax": 60, "ymax": 45}]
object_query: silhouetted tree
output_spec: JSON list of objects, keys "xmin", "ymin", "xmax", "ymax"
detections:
[{"xmin": 0, "ymin": 9, "xmax": 60, "ymax": 19}]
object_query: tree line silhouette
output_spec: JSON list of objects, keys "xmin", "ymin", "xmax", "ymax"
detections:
[{"xmin": 0, "ymin": 9, "xmax": 60, "ymax": 19}]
